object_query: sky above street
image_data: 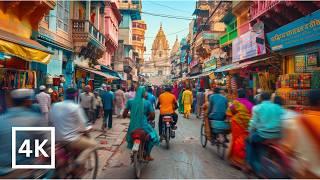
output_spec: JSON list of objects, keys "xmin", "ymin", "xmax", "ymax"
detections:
[{"xmin": 142, "ymin": 0, "xmax": 196, "ymax": 61}]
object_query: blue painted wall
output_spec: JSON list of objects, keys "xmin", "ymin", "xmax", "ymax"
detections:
[{"xmin": 120, "ymin": 13, "xmax": 132, "ymax": 28}]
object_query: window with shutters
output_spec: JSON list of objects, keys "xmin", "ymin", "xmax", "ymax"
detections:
[{"xmin": 57, "ymin": 1, "xmax": 70, "ymax": 32}]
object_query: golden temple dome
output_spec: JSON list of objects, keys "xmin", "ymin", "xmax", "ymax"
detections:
[{"xmin": 151, "ymin": 24, "xmax": 170, "ymax": 51}]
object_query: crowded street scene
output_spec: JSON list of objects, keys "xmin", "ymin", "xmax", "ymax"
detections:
[{"xmin": 0, "ymin": 0, "xmax": 320, "ymax": 179}]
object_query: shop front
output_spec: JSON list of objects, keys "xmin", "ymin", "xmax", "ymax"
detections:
[
  {"xmin": 75, "ymin": 65, "xmax": 119, "ymax": 91},
  {"xmin": 214, "ymin": 25, "xmax": 279, "ymax": 100},
  {"xmin": 267, "ymin": 10, "xmax": 320, "ymax": 108}
]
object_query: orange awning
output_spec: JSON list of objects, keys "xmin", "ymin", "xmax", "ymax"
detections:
[{"xmin": 0, "ymin": 29, "xmax": 52, "ymax": 64}]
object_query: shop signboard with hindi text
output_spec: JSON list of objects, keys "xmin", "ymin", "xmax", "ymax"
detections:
[
  {"xmin": 232, "ymin": 30, "xmax": 266, "ymax": 63},
  {"xmin": 267, "ymin": 10, "xmax": 320, "ymax": 51}
]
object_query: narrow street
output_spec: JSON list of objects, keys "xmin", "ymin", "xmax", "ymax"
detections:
[{"xmin": 98, "ymin": 111, "xmax": 245, "ymax": 179}]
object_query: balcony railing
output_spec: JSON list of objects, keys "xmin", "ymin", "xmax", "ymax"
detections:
[
  {"xmin": 249, "ymin": 1, "xmax": 281, "ymax": 21},
  {"xmin": 238, "ymin": 22, "xmax": 250, "ymax": 35},
  {"xmin": 119, "ymin": 2, "xmax": 140, "ymax": 10},
  {"xmin": 72, "ymin": 19, "xmax": 106, "ymax": 47}
]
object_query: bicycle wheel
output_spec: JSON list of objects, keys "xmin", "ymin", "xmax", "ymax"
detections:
[
  {"xmin": 200, "ymin": 123, "xmax": 207, "ymax": 148},
  {"xmin": 82, "ymin": 149, "xmax": 99, "ymax": 179},
  {"xmin": 133, "ymin": 152, "xmax": 142, "ymax": 178}
]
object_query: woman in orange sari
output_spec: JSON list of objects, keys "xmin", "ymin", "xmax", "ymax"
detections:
[{"xmin": 226, "ymin": 88, "xmax": 253, "ymax": 168}]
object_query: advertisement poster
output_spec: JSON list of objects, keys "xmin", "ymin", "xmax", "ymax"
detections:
[{"xmin": 232, "ymin": 30, "xmax": 266, "ymax": 63}]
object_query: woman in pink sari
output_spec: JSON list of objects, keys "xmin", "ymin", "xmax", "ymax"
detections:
[{"xmin": 226, "ymin": 89, "xmax": 254, "ymax": 168}]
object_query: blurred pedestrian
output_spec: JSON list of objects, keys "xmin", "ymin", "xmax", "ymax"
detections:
[
  {"xmin": 182, "ymin": 86, "xmax": 193, "ymax": 119},
  {"xmin": 0, "ymin": 89, "xmax": 44, "ymax": 176},
  {"xmin": 281, "ymin": 89, "xmax": 320, "ymax": 178},
  {"xmin": 93, "ymin": 91, "xmax": 102, "ymax": 123},
  {"xmin": 114, "ymin": 85, "xmax": 125, "ymax": 118},
  {"xmin": 226, "ymin": 88, "xmax": 253, "ymax": 168},
  {"xmin": 79, "ymin": 85, "xmax": 94, "ymax": 123},
  {"xmin": 245, "ymin": 92, "xmax": 284, "ymax": 174},
  {"xmin": 147, "ymin": 86, "xmax": 156, "ymax": 109},
  {"xmin": 101, "ymin": 85, "xmax": 114, "ymax": 130},
  {"xmin": 35, "ymin": 85, "xmax": 51, "ymax": 125},
  {"xmin": 196, "ymin": 88, "xmax": 205, "ymax": 118},
  {"xmin": 178, "ymin": 88, "xmax": 185, "ymax": 114},
  {"xmin": 254, "ymin": 88, "xmax": 263, "ymax": 105}
]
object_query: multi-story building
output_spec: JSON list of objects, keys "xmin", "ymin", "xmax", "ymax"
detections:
[
  {"xmin": 36, "ymin": 1, "xmax": 110, "ymax": 89},
  {"xmin": 190, "ymin": 1, "xmax": 231, "ymax": 76},
  {"xmin": 102, "ymin": 0, "xmax": 122, "ymax": 67},
  {"xmin": 0, "ymin": 1, "xmax": 54, "ymax": 112},
  {"xmin": 132, "ymin": 20, "xmax": 146, "ymax": 78},
  {"xmin": 114, "ymin": 0, "xmax": 142, "ymax": 88},
  {"xmin": 170, "ymin": 37, "xmax": 181, "ymax": 79}
]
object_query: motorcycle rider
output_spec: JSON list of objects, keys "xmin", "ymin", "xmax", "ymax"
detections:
[
  {"xmin": 157, "ymin": 86, "xmax": 178, "ymax": 138},
  {"xmin": 123, "ymin": 86, "xmax": 159, "ymax": 161}
]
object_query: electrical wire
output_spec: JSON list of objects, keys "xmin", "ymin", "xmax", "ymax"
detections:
[
  {"xmin": 144, "ymin": 1, "xmax": 192, "ymax": 14},
  {"xmin": 141, "ymin": 11, "xmax": 193, "ymax": 20},
  {"xmin": 144, "ymin": 27, "xmax": 189, "ymax": 38}
]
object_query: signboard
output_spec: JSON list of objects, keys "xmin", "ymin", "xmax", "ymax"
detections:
[
  {"xmin": 267, "ymin": 10, "xmax": 320, "ymax": 51},
  {"xmin": 232, "ymin": 30, "xmax": 266, "ymax": 63},
  {"xmin": 203, "ymin": 57, "xmax": 217, "ymax": 72}
]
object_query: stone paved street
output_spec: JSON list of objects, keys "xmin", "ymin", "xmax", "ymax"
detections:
[{"xmin": 98, "ymin": 111, "xmax": 246, "ymax": 179}]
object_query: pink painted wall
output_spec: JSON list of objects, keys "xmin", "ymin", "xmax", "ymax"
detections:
[
  {"xmin": 105, "ymin": 5, "xmax": 119, "ymax": 48},
  {"xmin": 100, "ymin": 2, "xmax": 120, "ymax": 66}
]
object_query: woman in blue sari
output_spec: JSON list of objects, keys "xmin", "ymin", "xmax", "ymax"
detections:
[{"xmin": 123, "ymin": 86, "xmax": 159, "ymax": 161}]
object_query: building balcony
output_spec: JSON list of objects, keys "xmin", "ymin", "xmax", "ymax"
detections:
[
  {"xmin": 249, "ymin": 1, "xmax": 281, "ymax": 21},
  {"xmin": 119, "ymin": 2, "xmax": 140, "ymax": 11},
  {"xmin": 219, "ymin": 28, "xmax": 237, "ymax": 46},
  {"xmin": 72, "ymin": 19, "xmax": 106, "ymax": 59}
]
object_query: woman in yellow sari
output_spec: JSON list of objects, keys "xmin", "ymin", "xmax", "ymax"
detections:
[{"xmin": 226, "ymin": 89, "xmax": 253, "ymax": 168}]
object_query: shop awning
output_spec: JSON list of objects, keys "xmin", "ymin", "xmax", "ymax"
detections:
[
  {"xmin": 215, "ymin": 57, "xmax": 271, "ymax": 73},
  {"xmin": 215, "ymin": 63, "xmax": 239, "ymax": 73},
  {"xmin": 0, "ymin": 29, "xmax": 52, "ymax": 64},
  {"xmin": 189, "ymin": 71, "xmax": 213, "ymax": 79},
  {"xmin": 77, "ymin": 65, "xmax": 120, "ymax": 80}
]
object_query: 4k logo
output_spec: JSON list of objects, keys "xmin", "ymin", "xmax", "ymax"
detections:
[{"xmin": 12, "ymin": 127, "xmax": 55, "ymax": 169}]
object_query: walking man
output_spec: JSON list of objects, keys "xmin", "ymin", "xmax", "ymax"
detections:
[
  {"xmin": 196, "ymin": 88, "xmax": 205, "ymax": 118},
  {"xmin": 114, "ymin": 85, "xmax": 125, "ymax": 118},
  {"xmin": 93, "ymin": 91, "xmax": 103, "ymax": 123},
  {"xmin": 35, "ymin": 85, "xmax": 51, "ymax": 125},
  {"xmin": 182, "ymin": 86, "xmax": 193, "ymax": 119},
  {"xmin": 79, "ymin": 85, "xmax": 94, "ymax": 123},
  {"xmin": 101, "ymin": 85, "xmax": 114, "ymax": 130}
]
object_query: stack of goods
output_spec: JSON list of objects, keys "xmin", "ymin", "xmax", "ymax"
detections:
[
  {"xmin": 0, "ymin": 68, "xmax": 37, "ymax": 90},
  {"xmin": 276, "ymin": 73, "xmax": 313, "ymax": 106}
]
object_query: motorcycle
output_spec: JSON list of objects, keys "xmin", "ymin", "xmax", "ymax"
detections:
[
  {"xmin": 161, "ymin": 115, "xmax": 175, "ymax": 149},
  {"xmin": 130, "ymin": 128, "xmax": 150, "ymax": 178}
]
